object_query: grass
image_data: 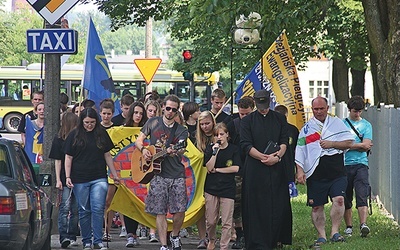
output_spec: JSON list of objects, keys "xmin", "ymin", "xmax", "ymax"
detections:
[{"xmin": 288, "ymin": 184, "xmax": 400, "ymax": 249}]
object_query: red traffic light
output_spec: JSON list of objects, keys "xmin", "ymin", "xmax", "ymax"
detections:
[{"xmin": 182, "ymin": 50, "xmax": 192, "ymax": 62}]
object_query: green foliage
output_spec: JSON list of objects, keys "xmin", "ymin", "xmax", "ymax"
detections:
[
  {"xmin": 0, "ymin": 9, "xmax": 43, "ymax": 65},
  {"xmin": 318, "ymin": 0, "xmax": 369, "ymax": 70}
]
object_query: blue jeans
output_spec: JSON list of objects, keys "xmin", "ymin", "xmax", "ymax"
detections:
[
  {"xmin": 73, "ymin": 178, "xmax": 108, "ymax": 245},
  {"xmin": 58, "ymin": 186, "xmax": 79, "ymax": 243}
]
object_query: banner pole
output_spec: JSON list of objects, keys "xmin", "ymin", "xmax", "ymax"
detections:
[{"xmin": 214, "ymin": 92, "xmax": 236, "ymax": 119}]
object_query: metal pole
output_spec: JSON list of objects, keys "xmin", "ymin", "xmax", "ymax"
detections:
[{"xmin": 145, "ymin": 17, "xmax": 153, "ymax": 94}]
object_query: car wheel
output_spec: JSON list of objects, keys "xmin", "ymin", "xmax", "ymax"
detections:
[
  {"xmin": 3, "ymin": 113, "xmax": 22, "ymax": 133},
  {"xmin": 22, "ymin": 223, "xmax": 33, "ymax": 250}
]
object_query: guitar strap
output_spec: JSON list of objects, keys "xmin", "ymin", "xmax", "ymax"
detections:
[{"xmin": 165, "ymin": 122, "xmax": 178, "ymax": 148}]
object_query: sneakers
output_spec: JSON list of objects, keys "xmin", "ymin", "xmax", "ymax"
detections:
[
  {"xmin": 344, "ymin": 227, "xmax": 353, "ymax": 236},
  {"xmin": 120, "ymin": 227, "xmax": 128, "ymax": 237},
  {"xmin": 360, "ymin": 223, "xmax": 370, "ymax": 237},
  {"xmin": 83, "ymin": 243, "xmax": 92, "ymax": 250},
  {"xmin": 102, "ymin": 233, "xmax": 112, "ymax": 242},
  {"xmin": 70, "ymin": 240, "xmax": 79, "ymax": 246},
  {"xmin": 170, "ymin": 235, "xmax": 182, "ymax": 250},
  {"xmin": 149, "ymin": 233, "xmax": 159, "ymax": 242},
  {"xmin": 93, "ymin": 243, "xmax": 107, "ymax": 250},
  {"xmin": 197, "ymin": 239, "xmax": 207, "ymax": 249},
  {"xmin": 160, "ymin": 246, "xmax": 170, "ymax": 250},
  {"xmin": 61, "ymin": 238, "xmax": 71, "ymax": 248},
  {"xmin": 139, "ymin": 226, "xmax": 148, "ymax": 240},
  {"xmin": 126, "ymin": 236, "xmax": 140, "ymax": 247}
]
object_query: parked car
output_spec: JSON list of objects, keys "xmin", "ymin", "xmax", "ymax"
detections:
[{"xmin": 0, "ymin": 138, "xmax": 53, "ymax": 250}]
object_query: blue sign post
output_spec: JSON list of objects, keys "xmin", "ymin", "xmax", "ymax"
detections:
[{"xmin": 27, "ymin": 29, "xmax": 78, "ymax": 54}]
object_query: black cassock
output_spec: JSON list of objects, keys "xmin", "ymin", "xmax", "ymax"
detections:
[{"xmin": 240, "ymin": 110, "xmax": 293, "ymax": 250}]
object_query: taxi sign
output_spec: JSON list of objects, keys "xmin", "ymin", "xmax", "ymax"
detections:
[
  {"xmin": 134, "ymin": 59, "xmax": 162, "ymax": 85},
  {"xmin": 26, "ymin": 0, "xmax": 80, "ymax": 25},
  {"xmin": 27, "ymin": 29, "xmax": 78, "ymax": 54}
]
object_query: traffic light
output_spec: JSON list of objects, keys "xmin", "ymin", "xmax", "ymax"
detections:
[
  {"xmin": 182, "ymin": 50, "xmax": 192, "ymax": 63},
  {"xmin": 183, "ymin": 71, "xmax": 194, "ymax": 81}
]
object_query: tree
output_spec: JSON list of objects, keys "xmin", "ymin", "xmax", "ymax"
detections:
[
  {"xmin": 0, "ymin": 9, "xmax": 43, "ymax": 65},
  {"xmin": 362, "ymin": 0, "xmax": 400, "ymax": 106},
  {"xmin": 318, "ymin": 0, "xmax": 369, "ymax": 102}
]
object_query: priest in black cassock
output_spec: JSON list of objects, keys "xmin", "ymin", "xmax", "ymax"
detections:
[{"xmin": 240, "ymin": 89, "xmax": 293, "ymax": 249}]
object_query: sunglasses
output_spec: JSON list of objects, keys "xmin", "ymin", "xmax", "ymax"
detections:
[{"xmin": 165, "ymin": 106, "xmax": 178, "ymax": 112}]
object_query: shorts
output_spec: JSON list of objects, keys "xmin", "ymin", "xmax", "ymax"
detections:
[
  {"xmin": 232, "ymin": 176, "xmax": 242, "ymax": 222},
  {"xmin": 306, "ymin": 176, "xmax": 347, "ymax": 207},
  {"xmin": 145, "ymin": 175, "xmax": 188, "ymax": 215},
  {"xmin": 344, "ymin": 164, "xmax": 370, "ymax": 209}
]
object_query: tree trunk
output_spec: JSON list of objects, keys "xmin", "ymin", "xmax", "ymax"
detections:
[
  {"xmin": 350, "ymin": 68, "xmax": 366, "ymax": 98},
  {"xmin": 362, "ymin": 0, "xmax": 400, "ymax": 106},
  {"xmin": 332, "ymin": 58, "xmax": 349, "ymax": 102}
]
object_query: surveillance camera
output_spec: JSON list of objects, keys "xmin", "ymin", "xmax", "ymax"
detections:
[{"xmin": 234, "ymin": 29, "xmax": 260, "ymax": 44}]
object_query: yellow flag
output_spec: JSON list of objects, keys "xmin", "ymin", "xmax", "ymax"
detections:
[{"xmin": 107, "ymin": 126, "xmax": 207, "ymax": 230}]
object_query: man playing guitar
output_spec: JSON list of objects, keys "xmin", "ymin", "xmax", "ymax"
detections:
[{"xmin": 135, "ymin": 94, "xmax": 188, "ymax": 250}]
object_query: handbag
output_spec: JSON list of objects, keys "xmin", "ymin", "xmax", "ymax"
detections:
[{"xmin": 263, "ymin": 141, "xmax": 280, "ymax": 155}]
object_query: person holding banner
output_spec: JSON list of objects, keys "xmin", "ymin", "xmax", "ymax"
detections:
[
  {"xmin": 240, "ymin": 89, "xmax": 292, "ymax": 249},
  {"xmin": 135, "ymin": 94, "xmax": 189, "ymax": 250},
  {"xmin": 210, "ymin": 89, "xmax": 230, "ymax": 124}
]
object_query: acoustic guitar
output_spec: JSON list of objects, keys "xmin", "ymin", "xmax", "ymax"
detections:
[{"xmin": 131, "ymin": 141, "xmax": 186, "ymax": 184}]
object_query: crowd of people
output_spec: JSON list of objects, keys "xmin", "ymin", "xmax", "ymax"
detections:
[{"xmin": 18, "ymin": 88, "xmax": 373, "ymax": 250}]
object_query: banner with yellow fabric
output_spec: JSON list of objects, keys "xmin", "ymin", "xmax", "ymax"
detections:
[
  {"xmin": 235, "ymin": 30, "xmax": 305, "ymax": 130},
  {"xmin": 107, "ymin": 126, "xmax": 206, "ymax": 231}
]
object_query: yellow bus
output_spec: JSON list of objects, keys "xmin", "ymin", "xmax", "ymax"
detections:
[{"xmin": 0, "ymin": 63, "xmax": 219, "ymax": 132}]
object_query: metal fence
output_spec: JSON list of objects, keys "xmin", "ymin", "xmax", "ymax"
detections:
[{"xmin": 362, "ymin": 105, "xmax": 400, "ymax": 224}]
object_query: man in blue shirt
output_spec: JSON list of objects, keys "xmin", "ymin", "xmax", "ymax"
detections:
[{"xmin": 343, "ymin": 96, "xmax": 373, "ymax": 238}]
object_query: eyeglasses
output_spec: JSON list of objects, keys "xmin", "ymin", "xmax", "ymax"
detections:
[{"xmin": 165, "ymin": 106, "xmax": 178, "ymax": 112}]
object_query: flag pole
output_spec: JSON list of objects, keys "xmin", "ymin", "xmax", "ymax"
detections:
[{"xmin": 77, "ymin": 17, "xmax": 92, "ymax": 115}]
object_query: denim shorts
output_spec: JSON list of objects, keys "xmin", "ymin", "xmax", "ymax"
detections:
[
  {"xmin": 145, "ymin": 175, "xmax": 188, "ymax": 215},
  {"xmin": 344, "ymin": 164, "xmax": 370, "ymax": 209},
  {"xmin": 306, "ymin": 176, "xmax": 347, "ymax": 207}
]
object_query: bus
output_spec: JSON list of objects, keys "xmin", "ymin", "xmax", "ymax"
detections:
[{"xmin": 0, "ymin": 63, "xmax": 219, "ymax": 132}]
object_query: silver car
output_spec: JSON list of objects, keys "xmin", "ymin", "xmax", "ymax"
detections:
[{"xmin": 0, "ymin": 138, "xmax": 52, "ymax": 250}]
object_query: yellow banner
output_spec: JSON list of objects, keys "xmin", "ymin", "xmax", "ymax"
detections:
[
  {"xmin": 262, "ymin": 30, "xmax": 305, "ymax": 130},
  {"xmin": 107, "ymin": 126, "xmax": 206, "ymax": 231}
]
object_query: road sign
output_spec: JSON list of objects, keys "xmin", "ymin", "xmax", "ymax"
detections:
[
  {"xmin": 27, "ymin": 29, "xmax": 78, "ymax": 54},
  {"xmin": 134, "ymin": 58, "xmax": 162, "ymax": 85},
  {"xmin": 26, "ymin": 0, "xmax": 80, "ymax": 25}
]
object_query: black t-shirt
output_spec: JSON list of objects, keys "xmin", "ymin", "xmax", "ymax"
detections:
[
  {"xmin": 17, "ymin": 110, "xmax": 36, "ymax": 133},
  {"xmin": 203, "ymin": 143, "xmax": 241, "ymax": 199},
  {"xmin": 185, "ymin": 122, "xmax": 197, "ymax": 145},
  {"xmin": 140, "ymin": 117, "xmax": 188, "ymax": 179},
  {"xmin": 211, "ymin": 110, "xmax": 229, "ymax": 124},
  {"xmin": 111, "ymin": 113, "xmax": 125, "ymax": 126},
  {"xmin": 309, "ymin": 153, "xmax": 346, "ymax": 180},
  {"xmin": 49, "ymin": 135, "xmax": 67, "ymax": 186},
  {"xmin": 64, "ymin": 128, "xmax": 114, "ymax": 183}
]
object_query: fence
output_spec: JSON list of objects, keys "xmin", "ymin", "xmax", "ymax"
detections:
[{"xmin": 361, "ymin": 105, "xmax": 400, "ymax": 224}]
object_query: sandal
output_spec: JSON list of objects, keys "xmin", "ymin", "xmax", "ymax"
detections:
[
  {"xmin": 330, "ymin": 233, "xmax": 345, "ymax": 242},
  {"xmin": 310, "ymin": 237, "xmax": 326, "ymax": 249}
]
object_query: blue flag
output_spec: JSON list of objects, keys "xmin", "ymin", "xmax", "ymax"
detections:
[
  {"xmin": 82, "ymin": 18, "xmax": 120, "ymax": 114},
  {"xmin": 234, "ymin": 61, "xmax": 277, "ymax": 110}
]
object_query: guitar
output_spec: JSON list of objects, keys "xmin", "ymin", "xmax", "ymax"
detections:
[{"xmin": 131, "ymin": 140, "xmax": 187, "ymax": 184}]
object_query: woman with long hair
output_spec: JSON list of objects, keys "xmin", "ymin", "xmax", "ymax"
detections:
[
  {"xmin": 204, "ymin": 123, "xmax": 240, "ymax": 250},
  {"xmin": 49, "ymin": 112, "xmax": 79, "ymax": 248},
  {"xmin": 182, "ymin": 102, "xmax": 200, "ymax": 145},
  {"xmin": 196, "ymin": 111, "xmax": 216, "ymax": 153},
  {"xmin": 125, "ymin": 101, "xmax": 148, "ymax": 127},
  {"xmin": 64, "ymin": 108, "xmax": 120, "ymax": 250}
]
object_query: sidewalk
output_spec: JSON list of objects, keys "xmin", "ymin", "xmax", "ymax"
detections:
[{"xmin": 51, "ymin": 227, "xmax": 205, "ymax": 249}]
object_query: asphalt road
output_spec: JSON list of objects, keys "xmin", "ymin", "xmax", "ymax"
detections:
[{"xmin": 51, "ymin": 227, "xmax": 204, "ymax": 249}]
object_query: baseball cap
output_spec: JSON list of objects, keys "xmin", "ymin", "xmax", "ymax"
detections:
[{"xmin": 254, "ymin": 89, "xmax": 271, "ymax": 110}]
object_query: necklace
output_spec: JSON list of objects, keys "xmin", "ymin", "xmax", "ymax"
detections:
[{"xmin": 163, "ymin": 117, "xmax": 175, "ymax": 128}]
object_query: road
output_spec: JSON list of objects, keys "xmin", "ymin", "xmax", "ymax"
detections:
[{"xmin": 51, "ymin": 226, "xmax": 205, "ymax": 249}]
